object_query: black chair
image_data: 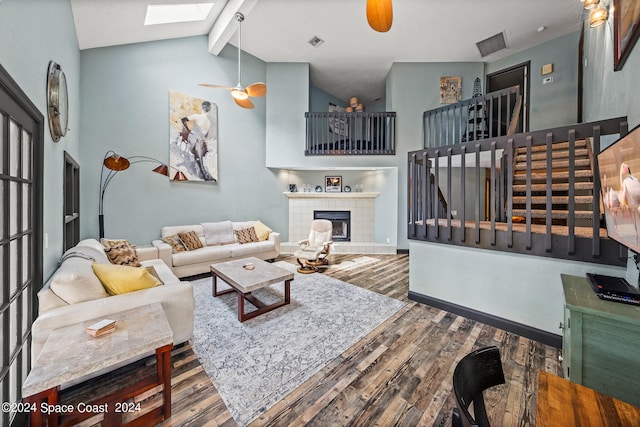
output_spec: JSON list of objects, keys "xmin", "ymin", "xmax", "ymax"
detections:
[{"xmin": 451, "ymin": 346, "xmax": 505, "ymax": 427}]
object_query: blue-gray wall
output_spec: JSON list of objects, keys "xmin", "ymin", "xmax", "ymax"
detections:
[
  {"xmin": 80, "ymin": 37, "xmax": 286, "ymax": 244},
  {"xmin": 0, "ymin": 0, "xmax": 81, "ymax": 279},
  {"xmin": 387, "ymin": 62, "xmax": 486, "ymax": 248},
  {"xmin": 486, "ymin": 31, "xmax": 580, "ymax": 131}
]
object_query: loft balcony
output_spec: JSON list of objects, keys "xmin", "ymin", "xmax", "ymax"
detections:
[{"xmin": 305, "ymin": 111, "xmax": 396, "ymax": 155}]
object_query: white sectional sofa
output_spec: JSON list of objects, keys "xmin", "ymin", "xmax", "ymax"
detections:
[
  {"xmin": 32, "ymin": 239, "xmax": 194, "ymax": 371},
  {"xmin": 152, "ymin": 220, "xmax": 280, "ymax": 278}
]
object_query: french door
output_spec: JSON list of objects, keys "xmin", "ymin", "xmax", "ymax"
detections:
[{"xmin": 0, "ymin": 64, "xmax": 44, "ymax": 427}]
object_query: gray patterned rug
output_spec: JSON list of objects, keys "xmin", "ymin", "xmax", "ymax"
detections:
[{"xmin": 190, "ymin": 261, "xmax": 406, "ymax": 426}]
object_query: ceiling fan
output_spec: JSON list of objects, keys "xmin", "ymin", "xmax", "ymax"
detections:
[{"xmin": 199, "ymin": 12, "xmax": 266, "ymax": 109}]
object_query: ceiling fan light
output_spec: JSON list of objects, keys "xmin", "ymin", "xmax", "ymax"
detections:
[
  {"xmin": 590, "ymin": 6, "xmax": 608, "ymax": 27},
  {"xmin": 366, "ymin": 0, "xmax": 393, "ymax": 32},
  {"xmin": 231, "ymin": 89, "xmax": 249, "ymax": 100},
  {"xmin": 584, "ymin": 0, "xmax": 599, "ymax": 9}
]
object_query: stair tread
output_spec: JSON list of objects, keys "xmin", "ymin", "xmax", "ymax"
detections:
[
  {"xmin": 516, "ymin": 139, "xmax": 588, "ymax": 154},
  {"xmin": 516, "ymin": 148, "xmax": 589, "ymax": 162},
  {"xmin": 512, "ymin": 182, "xmax": 594, "ymax": 191},
  {"xmin": 514, "ymin": 158, "xmax": 591, "ymax": 170},
  {"xmin": 513, "ymin": 170, "xmax": 593, "ymax": 181},
  {"xmin": 512, "ymin": 196, "xmax": 593, "ymax": 204},
  {"xmin": 512, "ymin": 209, "xmax": 594, "ymax": 219}
]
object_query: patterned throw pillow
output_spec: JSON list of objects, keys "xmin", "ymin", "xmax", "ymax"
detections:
[
  {"xmin": 103, "ymin": 240, "xmax": 141, "ymax": 267},
  {"xmin": 144, "ymin": 265, "xmax": 164, "ymax": 285},
  {"xmin": 162, "ymin": 234, "xmax": 187, "ymax": 254},
  {"xmin": 178, "ymin": 231, "xmax": 204, "ymax": 251},
  {"xmin": 234, "ymin": 227, "xmax": 259, "ymax": 244}
]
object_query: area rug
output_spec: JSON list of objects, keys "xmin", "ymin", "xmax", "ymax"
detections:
[{"xmin": 190, "ymin": 261, "xmax": 405, "ymax": 426}]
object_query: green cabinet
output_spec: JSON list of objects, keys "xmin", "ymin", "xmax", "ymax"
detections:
[{"xmin": 561, "ymin": 274, "xmax": 640, "ymax": 406}]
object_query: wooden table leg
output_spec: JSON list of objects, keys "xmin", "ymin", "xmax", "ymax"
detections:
[
  {"xmin": 238, "ymin": 291, "xmax": 245, "ymax": 322},
  {"xmin": 156, "ymin": 344, "xmax": 173, "ymax": 420},
  {"xmin": 24, "ymin": 387, "xmax": 59, "ymax": 427},
  {"xmin": 284, "ymin": 279, "xmax": 291, "ymax": 304},
  {"xmin": 212, "ymin": 272, "xmax": 234, "ymax": 297}
]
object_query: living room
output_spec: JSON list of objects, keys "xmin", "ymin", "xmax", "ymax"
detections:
[{"xmin": 2, "ymin": 0, "xmax": 640, "ymax": 425}]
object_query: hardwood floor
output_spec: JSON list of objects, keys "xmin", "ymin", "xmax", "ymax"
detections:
[{"xmin": 66, "ymin": 254, "xmax": 563, "ymax": 426}]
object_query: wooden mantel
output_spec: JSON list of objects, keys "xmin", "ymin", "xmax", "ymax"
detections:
[{"xmin": 284, "ymin": 192, "xmax": 380, "ymax": 199}]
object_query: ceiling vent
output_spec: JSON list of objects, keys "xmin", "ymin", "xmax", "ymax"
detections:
[
  {"xmin": 308, "ymin": 36, "xmax": 325, "ymax": 48},
  {"xmin": 476, "ymin": 32, "xmax": 507, "ymax": 57}
]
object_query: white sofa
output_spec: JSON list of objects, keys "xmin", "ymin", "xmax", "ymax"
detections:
[
  {"xmin": 152, "ymin": 220, "xmax": 280, "ymax": 278},
  {"xmin": 32, "ymin": 239, "xmax": 194, "ymax": 370}
]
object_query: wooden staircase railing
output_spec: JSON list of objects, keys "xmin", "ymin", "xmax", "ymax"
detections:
[
  {"xmin": 511, "ymin": 139, "xmax": 595, "ymax": 225},
  {"xmin": 408, "ymin": 117, "xmax": 629, "ymax": 267}
]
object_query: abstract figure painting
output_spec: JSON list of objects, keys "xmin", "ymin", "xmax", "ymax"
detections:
[
  {"xmin": 440, "ymin": 76, "xmax": 462, "ymax": 104},
  {"xmin": 169, "ymin": 90, "xmax": 218, "ymax": 182}
]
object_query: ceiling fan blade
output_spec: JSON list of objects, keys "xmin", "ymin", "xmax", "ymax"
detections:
[
  {"xmin": 198, "ymin": 83, "xmax": 234, "ymax": 90},
  {"xmin": 246, "ymin": 82, "xmax": 267, "ymax": 98},
  {"xmin": 234, "ymin": 96, "xmax": 254, "ymax": 109},
  {"xmin": 367, "ymin": 0, "xmax": 393, "ymax": 32}
]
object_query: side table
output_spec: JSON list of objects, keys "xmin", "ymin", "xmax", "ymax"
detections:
[{"xmin": 22, "ymin": 303, "xmax": 173, "ymax": 426}]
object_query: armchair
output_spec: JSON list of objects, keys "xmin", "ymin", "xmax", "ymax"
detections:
[{"xmin": 294, "ymin": 219, "xmax": 333, "ymax": 273}]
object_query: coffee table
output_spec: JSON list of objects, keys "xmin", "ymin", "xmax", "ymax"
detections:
[
  {"xmin": 211, "ymin": 257, "xmax": 294, "ymax": 322},
  {"xmin": 22, "ymin": 303, "xmax": 173, "ymax": 427}
]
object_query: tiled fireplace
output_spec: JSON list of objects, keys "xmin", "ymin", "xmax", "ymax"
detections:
[{"xmin": 283, "ymin": 192, "xmax": 395, "ymax": 254}]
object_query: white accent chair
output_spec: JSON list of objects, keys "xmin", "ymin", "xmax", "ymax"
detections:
[{"xmin": 294, "ymin": 219, "xmax": 334, "ymax": 273}]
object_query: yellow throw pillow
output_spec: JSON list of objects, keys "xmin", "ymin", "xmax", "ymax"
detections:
[
  {"xmin": 252, "ymin": 220, "xmax": 272, "ymax": 241},
  {"xmin": 92, "ymin": 263, "xmax": 162, "ymax": 296}
]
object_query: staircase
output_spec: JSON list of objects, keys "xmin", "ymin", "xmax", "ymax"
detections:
[{"xmin": 511, "ymin": 139, "xmax": 595, "ymax": 226}]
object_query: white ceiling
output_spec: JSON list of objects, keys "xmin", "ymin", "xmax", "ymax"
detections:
[{"xmin": 71, "ymin": 0, "xmax": 587, "ymax": 104}]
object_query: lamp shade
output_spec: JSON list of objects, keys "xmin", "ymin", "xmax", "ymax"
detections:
[
  {"xmin": 103, "ymin": 154, "xmax": 130, "ymax": 171},
  {"xmin": 366, "ymin": 0, "xmax": 393, "ymax": 32},
  {"xmin": 152, "ymin": 164, "xmax": 169, "ymax": 177},
  {"xmin": 590, "ymin": 6, "xmax": 608, "ymax": 27},
  {"xmin": 172, "ymin": 171, "xmax": 188, "ymax": 181},
  {"xmin": 584, "ymin": 0, "xmax": 599, "ymax": 9}
]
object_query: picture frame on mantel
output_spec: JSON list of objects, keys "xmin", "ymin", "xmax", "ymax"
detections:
[
  {"xmin": 614, "ymin": 0, "xmax": 640, "ymax": 71},
  {"xmin": 325, "ymin": 176, "xmax": 342, "ymax": 192}
]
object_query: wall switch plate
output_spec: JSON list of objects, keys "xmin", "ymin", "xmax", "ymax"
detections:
[
  {"xmin": 451, "ymin": 210, "xmax": 458, "ymax": 216},
  {"xmin": 543, "ymin": 76, "xmax": 553, "ymax": 85}
]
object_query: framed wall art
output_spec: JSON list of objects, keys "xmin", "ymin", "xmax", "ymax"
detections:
[
  {"xmin": 439, "ymin": 76, "xmax": 462, "ymax": 104},
  {"xmin": 325, "ymin": 176, "xmax": 342, "ymax": 192},
  {"xmin": 169, "ymin": 90, "xmax": 218, "ymax": 182},
  {"xmin": 614, "ymin": 0, "xmax": 640, "ymax": 71}
]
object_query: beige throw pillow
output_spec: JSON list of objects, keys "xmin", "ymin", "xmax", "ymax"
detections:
[
  {"xmin": 178, "ymin": 231, "xmax": 204, "ymax": 251},
  {"xmin": 162, "ymin": 234, "xmax": 187, "ymax": 253},
  {"xmin": 103, "ymin": 240, "xmax": 141, "ymax": 267},
  {"xmin": 234, "ymin": 227, "xmax": 259, "ymax": 244}
]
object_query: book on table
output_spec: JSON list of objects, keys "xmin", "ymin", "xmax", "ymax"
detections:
[{"xmin": 86, "ymin": 319, "xmax": 116, "ymax": 337}]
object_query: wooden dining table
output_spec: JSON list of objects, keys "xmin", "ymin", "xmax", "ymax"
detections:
[{"xmin": 536, "ymin": 370, "xmax": 640, "ymax": 426}]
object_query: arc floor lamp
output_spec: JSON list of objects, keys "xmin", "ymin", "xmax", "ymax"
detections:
[{"xmin": 99, "ymin": 150, "xmax": 187, "ymax": 238}]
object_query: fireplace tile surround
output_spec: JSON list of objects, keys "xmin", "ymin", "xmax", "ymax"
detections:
[{"xmin": 283, "ymin": 192, "xmax": 396, "ymax": 255}]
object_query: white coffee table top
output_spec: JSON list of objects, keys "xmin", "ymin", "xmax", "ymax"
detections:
[
  {"xmin": 22, "ymin": 303, "xmax": 173, "ymax": 397},
  {"xmin": 210, "ymin": 257, "xmax": 294, "ymax": 293}
]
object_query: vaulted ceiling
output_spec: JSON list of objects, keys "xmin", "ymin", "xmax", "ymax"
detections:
[{"xmin": 71, "ymin": 0, "xmax": 586, "ymax": 104}]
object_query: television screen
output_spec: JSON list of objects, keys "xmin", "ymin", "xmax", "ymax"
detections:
[{"xmin": 598, "ymin": 124, "xmax": 640, "ymax": 254}]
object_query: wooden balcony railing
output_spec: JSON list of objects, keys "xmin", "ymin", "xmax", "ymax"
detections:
[
  {"xmin": 423, "ymin": 85, "xmax": 522, "ymax": 149},
  {"xmin": 408, "ymin": 117, "xmax": 629, "ymax": 267},
  {"xmin": 305, "ymin": 111, "xmax": 396, "ymax": 155}
]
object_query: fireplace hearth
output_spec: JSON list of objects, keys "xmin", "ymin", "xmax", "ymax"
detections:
[{"xmin": 314, "ymin": 210, "xmax": 350, "ymax": 242}]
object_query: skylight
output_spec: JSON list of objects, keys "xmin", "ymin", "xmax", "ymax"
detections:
[{"xmin": 144, "ymin": 3, "xmax": 214, "ymax": 26}]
